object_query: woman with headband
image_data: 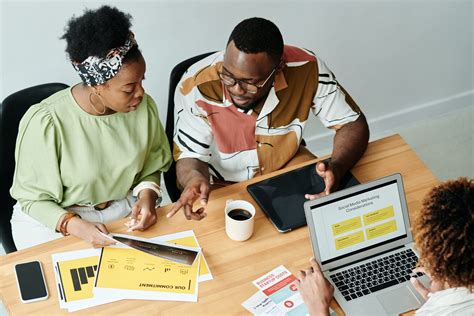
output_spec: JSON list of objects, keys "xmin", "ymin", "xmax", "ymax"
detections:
[{"xmin": 10, "ymin": 6, "xmax": 171, "ymax": 249}]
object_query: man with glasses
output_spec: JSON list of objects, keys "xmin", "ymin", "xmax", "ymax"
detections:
[{"xmin": 167, "ymin": 17, "xmax": 369, "ymax": 220}]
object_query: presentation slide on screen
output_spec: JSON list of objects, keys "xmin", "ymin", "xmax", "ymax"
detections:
[{"xmin": 311, "ymin": 183, "xmax": 406, "ymax": 261}]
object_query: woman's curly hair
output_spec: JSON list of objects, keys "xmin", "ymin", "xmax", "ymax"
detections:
[
  {"xmin": 413, "ymin": 177, "xmax": 473, "ymax": 290},
  {"xmin": 61, "ymin": 5, "xmax": 140, "ymax": 63}
]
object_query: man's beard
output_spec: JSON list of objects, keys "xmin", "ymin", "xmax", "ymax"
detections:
[{"xmin": 232, "ymin": 95, "xmax": 266, "ymax": 112}]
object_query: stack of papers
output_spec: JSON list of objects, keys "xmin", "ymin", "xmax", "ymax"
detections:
[
  {"xmin": 242, "ymin": 265, "xmax": 336, "ymax": 316},
  {"xmin": 52, "ymin": 230, "xmax": 212, "ymax": 312}
]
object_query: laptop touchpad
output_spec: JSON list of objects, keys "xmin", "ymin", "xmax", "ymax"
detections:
[{"xmin": 376, "ymin": 286, "xmax": 421, "ymax": 314}]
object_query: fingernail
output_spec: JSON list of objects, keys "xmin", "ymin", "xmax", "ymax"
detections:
[
  {"xmin": 201, "ymin": 200, "xmax": 207, "ymax": 206},
  {"xmin": 166, "ymin": 213, "xmax": 171, "ymax": 218},
  {"xmin": 410, "ymin": 277, "xmax": 416, "ymax": 283}
]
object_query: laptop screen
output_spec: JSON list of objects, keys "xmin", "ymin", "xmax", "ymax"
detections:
[{"xmin": 308, "ymin": 179, "xmax": 408, "ymax": 265}]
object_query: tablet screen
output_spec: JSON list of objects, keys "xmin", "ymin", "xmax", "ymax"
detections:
[{"xmin": 247, "ymin": 162, "xmax": 359, "ymax": 232}]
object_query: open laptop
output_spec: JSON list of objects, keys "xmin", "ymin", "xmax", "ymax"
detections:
[{"xmin": 304, "ymin": 173, "xmax": 430, "ymax": 316}]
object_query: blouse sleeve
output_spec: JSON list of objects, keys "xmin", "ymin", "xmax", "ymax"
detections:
[
  {"xmin": 10, "ymin": 104, "xmax": 67, "ymax": 229},
  {"xmin": 133, "ymin": 96, "xmax": 172, "ymax": 186}
]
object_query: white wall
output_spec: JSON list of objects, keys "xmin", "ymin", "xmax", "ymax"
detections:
[{"xmin": 1, "ymin": 0, "xmax": 473, "ymax": 153}]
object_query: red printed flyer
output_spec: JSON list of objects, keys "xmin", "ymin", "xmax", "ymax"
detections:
[{"xmin": 252, "ymin": 266, "xmax": 308, "ymax": 315}]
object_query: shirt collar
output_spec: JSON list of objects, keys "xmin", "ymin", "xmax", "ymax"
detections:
[{"xmin": 273, "ymin": 69, "xmax": 288, "ymax": 92}]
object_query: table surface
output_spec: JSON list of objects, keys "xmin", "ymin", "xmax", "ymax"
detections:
[{"xmin": 0, "ymin": 134, "xmax": 438, "ymax": 315}]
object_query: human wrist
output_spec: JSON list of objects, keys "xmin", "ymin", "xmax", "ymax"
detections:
[
  {"xmin": 133, "ymin": 182, "xmax": 162, "ymax": 207},
  {"xmin": 138, "ymin": 188, "xmax": 158, "ymax": 201},
  {"xmin": 67, "ymin": 216, "xmax": 90, "ymax": 238},
  {"xmin": 185, "ymin": 170, "xmax": 209, "ymax": 186},
  {"xmin": 309, "ymin": 304, "xmax": 330, "ymax": 316},
  {"xmin": 57, "ymin": 212, "xmax": 81, "ymax": 236},
  {"xmin": 328, "ymin": 160, "xmax": 345, "ymax": 178}
]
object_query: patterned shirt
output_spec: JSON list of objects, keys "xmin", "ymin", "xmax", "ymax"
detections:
[{"xmin": 173, "ymin": 45, "xmax": 361, "ymax": 182}]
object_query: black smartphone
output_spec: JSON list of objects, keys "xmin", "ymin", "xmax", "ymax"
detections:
[{"xmin": 14, "ymin": 260, "xmax": 49, "ymax": 303}]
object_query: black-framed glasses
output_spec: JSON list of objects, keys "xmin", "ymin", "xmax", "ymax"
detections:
[{"xmin": 218, "ymin": 67, "xmax": 276, "ymax": 94}]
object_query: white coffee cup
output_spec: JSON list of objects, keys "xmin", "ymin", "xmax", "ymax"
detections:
[{"xmin": 225, "ymin": 199, "xmax": 256, "ymax": 241}]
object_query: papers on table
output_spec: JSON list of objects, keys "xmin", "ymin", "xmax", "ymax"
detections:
[
  {"xmin": 242, "ymin": 291, "xmax": 285, "ymax": 315},
  {"xmin": 242, "ymin": 265, "xmax": 336, "ymax": 316},
  {"xmin": 52, "ymin": 248, "xmax": 120, "ymax": 312},
  {"xmin": 94, "ymin": 242, "xmax": 200, "ymax": 302},
  {"xmin": 105, "ymin": 233, "xmax": 200, "ymax": 266},
  {"xmin": 152, "ymin": 230, "xmax": 213, "ymax": 282},
  {"xmin": 52, "ymin": 230, "xmax": 212, "ymax": 312}
]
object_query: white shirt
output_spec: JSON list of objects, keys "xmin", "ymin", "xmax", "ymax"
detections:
[{"xmin": 416, "ymin": 287, "xmax": 474, "ymax": 316}]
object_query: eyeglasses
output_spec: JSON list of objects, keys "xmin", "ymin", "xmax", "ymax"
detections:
[{"xmin": 218, "ymin": 67, "xmax": 276, "ymax": 94}]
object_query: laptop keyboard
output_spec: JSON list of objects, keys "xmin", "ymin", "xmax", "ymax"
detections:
[{"xmin": 329, "ymin": 249, "xmax": 424, "ymax": 301}]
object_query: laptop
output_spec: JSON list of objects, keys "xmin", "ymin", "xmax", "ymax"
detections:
[
  {"xmin": 304, "ymin": 173, "xmax": 430, "ymax": 316},
  {"xmin": 247, "ymin": 161, "xmax": 359, "ymax": 232}
]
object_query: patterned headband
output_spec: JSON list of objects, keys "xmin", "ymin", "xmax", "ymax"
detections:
[{"xmin": 72, "ymin": 32, "xmax": 137, "ymax": 86}]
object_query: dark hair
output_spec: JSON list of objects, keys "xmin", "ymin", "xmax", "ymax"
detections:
[
  {"xmin": 413, "ymin": 177, "xmax": 473, "ymax": 290},
  {"xmin": 227, "ymin": 17, "xmax": 283, "ymax": 64},
  {"xmin": 61, "ymin": 5, "xmax": 141, "ymax": 63}
]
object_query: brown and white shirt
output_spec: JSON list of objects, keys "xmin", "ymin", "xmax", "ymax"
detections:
[{"xmin": 173, "ymin": 45, "xmax": 361, "ymax": 182}]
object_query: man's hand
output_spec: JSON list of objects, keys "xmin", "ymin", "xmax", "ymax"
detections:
[
  {"xmin": 167, "ymin": 176, "xmax": 210, "ymax": 220},
  {"xmin": 127, "ymin": 188, "xmax": 158, "ymax": 232},
  {"xmin": 67, "ymin": 217, "xmax": 116, "ymax": 248},
  {"xmin": 305, "ymin": 161, "xmax": 341, "ymax": 200},
  {"xmin": 296, "ymin": 258, "xmax": 334, "ymax": 316},
  {"xmin": 410, "ymin": 267, "xmax": 445, "ymax": 300},
  {"xmin": 305, "ymin": 114, "xmax": 369, "ymax": 201}
]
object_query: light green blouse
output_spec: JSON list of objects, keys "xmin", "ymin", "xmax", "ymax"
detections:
[{"xmin": 10, "ymin": 87, "xmax": 172, "ymax": 229}]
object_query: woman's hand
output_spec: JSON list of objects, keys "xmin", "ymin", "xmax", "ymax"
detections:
[
  {"xmin": 66, "ymin": 217, "xmax": 116, "ymax": 248},
  {"xmin": 410, "ymin": 267, "xmax": 445, "ymax": 300},
  {"xmin": 127, "ymin": 188, "xmax": 158, "ymax": 232},
  {"xmin": 296, "ymin": 258, "xmax": 334, "ymax": 316}
]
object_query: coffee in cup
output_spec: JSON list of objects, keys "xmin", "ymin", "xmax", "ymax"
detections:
[
  {"xmin": 227, "ymin": 209, "xmax": 253, "ymax": 221},
  {"xmin": 225, "ymin": 200, "xmax": 256, "ymax": 241}
]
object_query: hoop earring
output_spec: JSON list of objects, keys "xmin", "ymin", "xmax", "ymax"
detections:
[{"xmin": 88, "ymin": 92, "xmax": 107, "ymax": 115}]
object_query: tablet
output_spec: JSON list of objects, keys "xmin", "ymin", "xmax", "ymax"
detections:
[{"xmin": 247, "ymin": 162, "xmax": 359, "ymax": 232}]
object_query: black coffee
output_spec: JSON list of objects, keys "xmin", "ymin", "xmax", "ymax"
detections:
[{"xmin": 228, "ymin": 209, "xmax": 252, "ymax": 221}]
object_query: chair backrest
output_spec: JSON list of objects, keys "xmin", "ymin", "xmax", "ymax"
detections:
[
  {"xmin": 164, "ymin": 52, "xmax": 216, "ymax": 202},
  {"xmin": 0, "ymin": 83, "xmax": 69, "ymax": 253}
]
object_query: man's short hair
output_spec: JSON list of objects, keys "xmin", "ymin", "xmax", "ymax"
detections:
[{"xmin": 227, "ymin": 17, "xmax": 284, "ymax": 64}]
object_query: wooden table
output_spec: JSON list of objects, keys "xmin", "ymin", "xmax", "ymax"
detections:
[{"xmin": 0, "ymin": 134, "xmax": 438, "ymax": 315}]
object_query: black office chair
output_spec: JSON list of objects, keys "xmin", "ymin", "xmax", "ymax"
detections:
[
  {"xmin": 0, "ymin": 83, "xmax": 69, "ymax": 253},
  {"xmin": 164, "ymin": 52, "xmax": 216, "ymax": 202}
]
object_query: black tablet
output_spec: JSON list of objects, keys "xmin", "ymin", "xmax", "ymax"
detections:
[{"xmin": 247, "ymin": 162, "xmax": 359, "ymax": 232}]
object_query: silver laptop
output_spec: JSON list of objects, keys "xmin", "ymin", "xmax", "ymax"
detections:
[{"xmin": 304, "ymin": 173, "xmax": 430, "ymax": 316}]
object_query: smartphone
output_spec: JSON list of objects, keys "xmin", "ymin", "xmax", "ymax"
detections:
[{"xmin": 14, "ymin": 261, "xmax": 49, "ymax": 303}]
